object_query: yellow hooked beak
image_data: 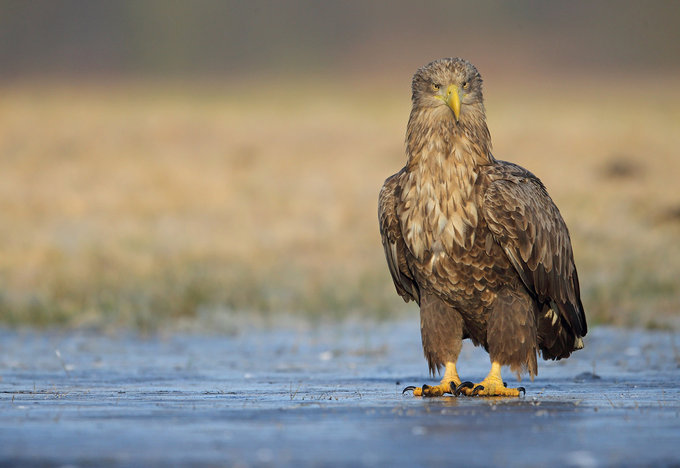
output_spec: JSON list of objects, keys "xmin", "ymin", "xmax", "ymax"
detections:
[{"xmin": 444, "ymin": 84, "xmax": 461, "ymax": 122}]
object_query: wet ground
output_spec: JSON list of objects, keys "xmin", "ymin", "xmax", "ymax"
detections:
[{"xmin": 1, "ymin": 318, "xmax": 679, "ymax": 467}]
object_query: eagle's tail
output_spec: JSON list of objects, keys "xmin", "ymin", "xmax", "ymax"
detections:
[{"xmin": 537, "ymin": 303, "xmax": 585, "ymax": 361}]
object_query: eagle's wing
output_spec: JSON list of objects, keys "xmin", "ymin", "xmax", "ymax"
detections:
[
  {"xmin": 482, "ymin": 162, "xmax": 587, "ymax": 337},
  {"xmin": 378, "ymin": 171, "xmax": 420, "ymax": 305}
]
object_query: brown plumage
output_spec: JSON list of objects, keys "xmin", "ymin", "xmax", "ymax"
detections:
[{"xmin": 379, "ymin": 58, "xmax": 586, "ymax": 396}]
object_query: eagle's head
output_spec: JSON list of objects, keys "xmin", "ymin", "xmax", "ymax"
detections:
[{"xmin": 411, "ymin": 58, "xmax": 485, "ymax": 125}]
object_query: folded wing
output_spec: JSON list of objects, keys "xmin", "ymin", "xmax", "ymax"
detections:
[
  {"xmin": 378, "ymin": 172, "xmax": 420, "ymax": 305},
  {"xmin": 482, "ymin": 162, "xmax": 587, "ymax": 338}
]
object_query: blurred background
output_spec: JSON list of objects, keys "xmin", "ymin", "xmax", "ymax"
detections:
[{"xmin": 1, "ymin": 0, "xmax": 679, "ymax": 331}]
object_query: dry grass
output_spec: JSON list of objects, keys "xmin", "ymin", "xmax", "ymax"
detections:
[{"xmin": 1, "ymin": 76, "xmax": 679, "ymax": 330}]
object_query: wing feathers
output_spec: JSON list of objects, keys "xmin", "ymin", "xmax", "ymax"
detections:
[
  {"xmin": 379, "ymin": 172, "xmax": 420, "ymax": 304},
  {"xmin": 483, "ymin": 163, "xmax": 587, "ymax": 337}
]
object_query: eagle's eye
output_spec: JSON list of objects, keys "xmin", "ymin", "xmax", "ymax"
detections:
[
  {"xmin": 462, "ymin": 81, "xmax": 469, "ymax": 90},
  {"xmin": 431, "ymin": 83, "xmax": 440, "ymax": 91}
]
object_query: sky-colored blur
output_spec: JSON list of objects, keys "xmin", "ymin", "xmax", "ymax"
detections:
[{"xmin": 2, "ymin": 1, "xmax": 679, "ymax": 81}]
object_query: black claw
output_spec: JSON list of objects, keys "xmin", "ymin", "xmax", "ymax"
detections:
[
  {"xmin": 518, "ymin": 387, "xmax": 526, "ymax": 396},
  {"xmin": 472, "ymin": 385, "xmax": 485, "ymax": 396},
  {"xmin": 454, "ymin": 381, "xmax": 474, "ymax": 396},
  {"xmin": 402, "ymin": 386, "xmax": 417, "ymax": 395},
  {"xmin": 422, "ymin": 384, "xmax": 430, "ymax": 390},
  {"xmin": 503, "ymin": 381, "xmax": 507, "ymax": 387}
]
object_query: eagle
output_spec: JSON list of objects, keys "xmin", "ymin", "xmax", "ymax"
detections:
[{"xmin": 378, "ymin": 58, "xmax": 587, "ymax": 397}]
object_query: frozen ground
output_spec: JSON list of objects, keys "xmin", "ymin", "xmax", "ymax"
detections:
[{"xmin": 1, "ymin": 318, "xmax": 679, "ymax": 467}]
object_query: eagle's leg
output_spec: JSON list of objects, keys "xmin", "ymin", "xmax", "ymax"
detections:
[
  {"xmin": 455, "ymin": 362, "xmax": 525, "ymax": 397},
  {"xmin": 403, "ymin": 294, "xmax": 465, "ymax": 397},
  {"xmin": 454, "ymin": 289, "xmax": 535, "ymax": 397},
  {"xmin": 403, "ymin": 360, "xmax": 462, "ymax": 397}
]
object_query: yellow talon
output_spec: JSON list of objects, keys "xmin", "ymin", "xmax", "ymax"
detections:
[
  {"xmin": 456, "ymin": 362, "xmax": 526, "ymax": 397},
  {"xmin": 403, "ymin": 382, "xmax": 458, "ymax": 397},
  {"xmin": 402, "ymin": 361, "xmax": 462, "ymax": 397}
]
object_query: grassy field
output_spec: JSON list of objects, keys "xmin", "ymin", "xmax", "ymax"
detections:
[{"xmin": 1, "ymin": 76, "xmax": 679, "ymax": 330}]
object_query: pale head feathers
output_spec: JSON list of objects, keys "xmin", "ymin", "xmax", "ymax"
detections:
[
  {"xmin": 406, "ymin": 57, "xmax": 492, "ymax": 167},
  {"xmin": 411, "ymin": 58, "xmax": 484, "ymax": 110}
]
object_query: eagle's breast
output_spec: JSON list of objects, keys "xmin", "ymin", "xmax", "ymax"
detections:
[{"xmin": 398, "ymin": 137, "xmax": 481, "ymax": 263}]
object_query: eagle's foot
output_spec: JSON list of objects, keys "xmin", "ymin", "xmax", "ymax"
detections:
[
  {"xmin": 402, "ymin": 380, "xmax": 460, "ymax": 397},
  {"xmin": 453, "ymin": 362, "xmax": 525, "ymax": 397},
  {"xmin": 456, "ymin": 378, "xmax": 524, "ymax": 397}
]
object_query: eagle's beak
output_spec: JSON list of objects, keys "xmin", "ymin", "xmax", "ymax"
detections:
[{"xmin": 445, "ymin": 84, "xmax": 461, "ymax": 122}]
